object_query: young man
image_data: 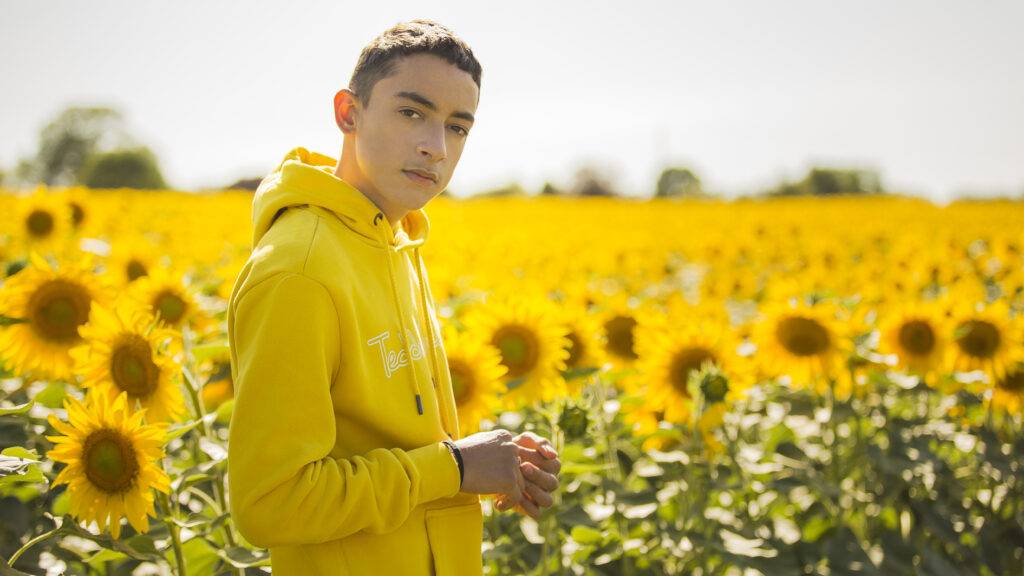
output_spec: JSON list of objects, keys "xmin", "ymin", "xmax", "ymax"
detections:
[{"xmin": 226, "ymin": 20, "xmax": 561, "ymax": 575}]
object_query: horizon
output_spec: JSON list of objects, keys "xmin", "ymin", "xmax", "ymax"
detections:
[{"xmin": 2, "ymin": 1, "xmax": 1022, "ymax": 203}]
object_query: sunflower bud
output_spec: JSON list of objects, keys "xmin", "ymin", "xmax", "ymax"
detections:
[
  {"xmin": 696, "ymin": 362, "xmax": 730, "ymax": 405},
  {"xmin": 557, "ymin": 400, "xmax": 591, "ymax": 440}
]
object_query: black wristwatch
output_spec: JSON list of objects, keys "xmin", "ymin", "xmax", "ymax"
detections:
[{"xmin": 442, "ymin": 440, "xmax": 464, "ymax": 488}]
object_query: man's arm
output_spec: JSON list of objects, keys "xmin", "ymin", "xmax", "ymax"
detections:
[{"xmin": 226, "ymin": 272, "xmax": 461, "ymax": 549}]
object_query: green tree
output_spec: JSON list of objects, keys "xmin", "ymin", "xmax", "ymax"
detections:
[
  {"xmin": 768, "ymin": 167, "xmax": 883, "ymax": 196},
  {"xmin": 572, "ymin": 166, "xmax": 618, "ymax": 197},
  {"xmin": 79, "ymin": 147, "xmax": 167, "ymax": 189},
  {"xmin": 655, "ymin": 166, "xmax": 704, "ymax": 198},
  {"xmin": 540, "ymin": 182, "xmax": 561, "ymax": 196},
  {"xmin": 25, "ymin": 106, "xmax": 129, "ymax": 186}
]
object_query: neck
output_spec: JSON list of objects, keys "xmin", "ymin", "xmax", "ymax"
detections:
[{"xmin": 335, "ymin": 140, "xmax": 407, "ymax": 227}]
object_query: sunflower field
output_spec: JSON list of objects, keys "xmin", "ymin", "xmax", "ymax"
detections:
[{"xmin": 1, "ymin": 187, "xmax": 1023, "ymax": 575}]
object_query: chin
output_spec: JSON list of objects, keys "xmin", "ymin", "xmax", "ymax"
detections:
[{"xmin": 412, "ymin": 190, "xmax": 438, "ymax": 209}]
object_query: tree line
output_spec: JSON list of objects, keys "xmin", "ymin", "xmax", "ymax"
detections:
[
  {"xmin": 1, "ymin": 105, "xmax": 886, "ymax": 197},
  {"xmin": 2, "ymin": 106, "xmax": 166, "ymax": 190}
]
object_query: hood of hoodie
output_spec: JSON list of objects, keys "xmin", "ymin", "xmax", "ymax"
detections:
[{"xmin": 251, "ymin": 146, "xmax": 429, "ymax": 251}]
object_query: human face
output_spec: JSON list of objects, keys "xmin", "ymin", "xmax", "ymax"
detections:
[{"xmin": 336, "ymin": 53, "xmax": 479, "ymax": 222}]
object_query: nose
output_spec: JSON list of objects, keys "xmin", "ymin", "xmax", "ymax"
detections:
[{"xmin": 416, "ymin": 124, "xmax": 447, "ymax": 162}]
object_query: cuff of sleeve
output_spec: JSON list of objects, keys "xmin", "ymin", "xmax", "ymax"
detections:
[{"xmin": 408, "ymin": 441, "xmax": 462, "ymax": 505}]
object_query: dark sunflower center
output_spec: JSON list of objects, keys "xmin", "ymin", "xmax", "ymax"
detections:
[
  {"xmin": 69, "ymin": 202, "xmax": 85, "ymax": 227},
  {"xmin": 668, "ymin": 346, "xmax": 716, "ymax": 397},
  {"xmin": 604, "ymin": 315, "xmax": 638, "ymax": 360},
  {"xmin": 955, "ymin": 320, "xmax": 1001, "ymax": 359},
  {"xmin": 776, "ymin": 316, "xmax": 830, "ymax": 356},
  {"xmin": 565, "ymin": 331, "xmax": 585, "ymax": 368},
  {"xmin": 997, "ymin": 366, "xmax": 1024, "ymax": 392},
  {"xmin": 83, "ymin": 428, "xmax": 139, "ymax": 494},
  {"xmin": 27, "ymin": 279, "xmax": 92, "ymax": 343},
  {"xmin": 26, "ymin": 210, "xmax": 55, "ymax": 238},
  {"xmin": 153, "ymin": 290, "xmax": 187, "ymax": 324},
  {"xmin": 110, "ymin": 335, "xmax": 160, "ymax": 398},
  {"xmin": 126, "ymin": 260, "xmax": 148, "ymax": 281},
  {"xmin": 491, "ymin": 324, "xmax": 540, "ymax": 378},
  {"xmin": 898, "ymin": 319, "xmax": 936, "ymax": 357},
  {"xmin": 448, "ymin": 359, "xmax": 474, "ymax": 405}
]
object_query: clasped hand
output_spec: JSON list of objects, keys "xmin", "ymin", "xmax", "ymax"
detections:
[
  {"xmin": 454, "ymin": 429, "xmax": 562, "ymax": 519},
  {"xmin": 495, "ymin": 431, "xmax": 561, "ymax": 519}
]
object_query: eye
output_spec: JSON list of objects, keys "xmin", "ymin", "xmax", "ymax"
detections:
[
  {"xmin": 450, "ymin": 125, "xmax": 469, "ymax": 137},
  {"xmin": 399, "ymin": 108, "xmax": 423, "ymax": 119}
]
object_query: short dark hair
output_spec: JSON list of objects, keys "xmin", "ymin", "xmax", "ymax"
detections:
[{"xmin": 349, "ymin": 19, "xmax": 482, "ymax": 107}]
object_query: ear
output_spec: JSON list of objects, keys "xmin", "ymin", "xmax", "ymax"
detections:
[{"xmin": 334, "ymin": 89, "xmax": 359, "ymax": 134}]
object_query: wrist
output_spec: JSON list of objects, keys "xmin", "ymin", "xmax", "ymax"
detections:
[{"xmin": 442, "ymin": 439, "xmax": 464, "ymax": 489}]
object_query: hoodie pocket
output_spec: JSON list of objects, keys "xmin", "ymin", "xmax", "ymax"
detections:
[{"xmin": 424, "ymin": 502, "xmax": 484, "ymax": 576}]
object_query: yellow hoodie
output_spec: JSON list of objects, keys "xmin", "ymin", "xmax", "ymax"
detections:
[{"xmin": 226, "ymin": 147, "xmax": 482, "ymax": 575}]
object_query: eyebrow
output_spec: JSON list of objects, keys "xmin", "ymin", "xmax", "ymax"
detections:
[{"xmin": 395, "ymin": 91, "xmax": 475, "ymax": 123}]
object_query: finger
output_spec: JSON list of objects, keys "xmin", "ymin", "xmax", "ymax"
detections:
[
  {"xmin": 512, "ymin": 466, "xmax": 526, "ymax": 504},
  {"xmin": 498, "ymin": 492, "xmax": 519, "ymax": 511},
  {"xmin": 521, "ymin": 461, "xmax": 559, "ymax": 493},
  {"xmin": 513, "ymin": 432, "xmax": 559, "ymax": 459},
  {"xmin": 515, "ymin": 445, "xmax": 562, "ymax": 475},
  {"xmin": 524, "ymin": 481, "xmax": 554, "ymax": 508},
  {"xmin": 516, "ymin": 494, "xmax": 541, "ymax": 519}
]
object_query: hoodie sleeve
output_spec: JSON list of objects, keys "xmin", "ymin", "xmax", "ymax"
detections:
[{"xmin": 227, "ymin": 272, "xmax": 461, "ymax": 549}]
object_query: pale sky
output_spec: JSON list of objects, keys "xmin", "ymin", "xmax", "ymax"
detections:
[{"xmin": 2, "ymin": 1, "xmax": 1022, "ymax": 202}]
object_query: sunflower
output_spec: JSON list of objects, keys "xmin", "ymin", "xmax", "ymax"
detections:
[
  {"xmin": 752, "ymin": 298, "xmax": 849, "ymax": 395},
  {"xmin": 107, "ymin": 240, "xmax": 160, "ymax": 285},
  {"xmin": 555, "ymin": 300, "xmax": 608, "ymax": 395},
  {"xmin": 128, "ymin": 266, "xmax": 203, "ymax": 331},
  {"xmin": 197, "ymin": 344, "xmax": 234, "ymax": 412},
  {"xmin": 945, "ymin": 297, "xmax": 1020, "ymax": 385},
  {"xmin": 0, "ymin": 253, "xmax": 109, "ymax": 380},
  {"xmin": 877, "ymin": 301, "xmax": 950, "ymax": 386},
  {"xmin": 632, "ymin": 314, "xmax": 750, "ymax": 428},
  {"xmin": 46, "ymin": 388, "xmax": 171, "ymax": 540},
  {"xmin": 442, "ymin": 326, "xmax": 507, "ymax": 435},
  {"xmin": 594, "ymin": 291, "xmax": 647, "ymax": 369},
  {"xmin": 59, "ymin": 187, "xmax": 90, "ymax": 231},
  {"xmin": 990, "ymin": 359, "xmax": 1024, "ymax": 417},
  {"xmin": 16, "ymin": 188, "xmax": 71, "ymax": 248},
  {"xmin": 702, "ymin": 268, "xmax": 760, "ymax": 303},
  {"xmin": 622, "ymin": 402, "xmax": 679, "ymax": 452},
  {"xmin": 461, "ymin": 293, "xmax": 569, "ymax": 408},
  {"xmin": 70, "ymin": 301, "xmax": 185, "ymax": 423}
]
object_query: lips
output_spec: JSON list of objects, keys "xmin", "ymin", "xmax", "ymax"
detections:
[{"xmin": 403, "ymin": 168, "xmax": 438, "ymax": 184}]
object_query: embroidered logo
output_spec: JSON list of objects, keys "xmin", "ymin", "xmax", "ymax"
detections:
[{"xmin": 367, "ymin": 329, "xmax": 426, "ymax": 378}]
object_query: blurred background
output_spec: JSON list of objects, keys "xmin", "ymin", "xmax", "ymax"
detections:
[
  {"xmin": 3, "ymin": 3, "xmax": 1024, "ymax": 575},
  {"xmin": 2, "ymin": 0, "xmax": 1022, "ymax": 202}
]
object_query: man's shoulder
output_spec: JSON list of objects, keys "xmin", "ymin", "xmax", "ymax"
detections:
[{"xmin": 231, "ymin": 207, "xmax": 354, "ymax": 307}]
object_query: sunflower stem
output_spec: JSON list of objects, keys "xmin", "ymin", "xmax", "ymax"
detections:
[
  {"xmin": 827, "ymin": 376, "xmax": 839, "ymax": 488},
  {"xmin": 6, "ymin": 524, "xmax": 64, "ymax": 567},
  {"xmin": 598, "ymin": 374, "xmax": 634, "ymax": 576},
  {"xmin": 179, "ymin": 325, "xmax": 243, "ymax": 573},
  {"xmin": 849, "ymin": 365, "xmax": 863, "ymax": 461},
  {"xmin": 684, "ymin": 389, "xmax": 708, "ymax": 567},
  {"xmin": 537, "ymin": 405, "xmax": 564, "ymax": 576},
  {"xmin": 158, "ymin": 491, "xmax": 187, "ymax": 576}
]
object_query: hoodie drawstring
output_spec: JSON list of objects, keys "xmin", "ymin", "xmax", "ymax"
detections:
[
  {"xmin": 376, "ymin": 213, "xmax": 426, "ymax": 417},
  {"xmin": 374, "ymin": 213, "xmax": 454, "ymax": 437},
  {"xmin": 413, "ymin": 246, "xmax": 454, "ymax": 436}
]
